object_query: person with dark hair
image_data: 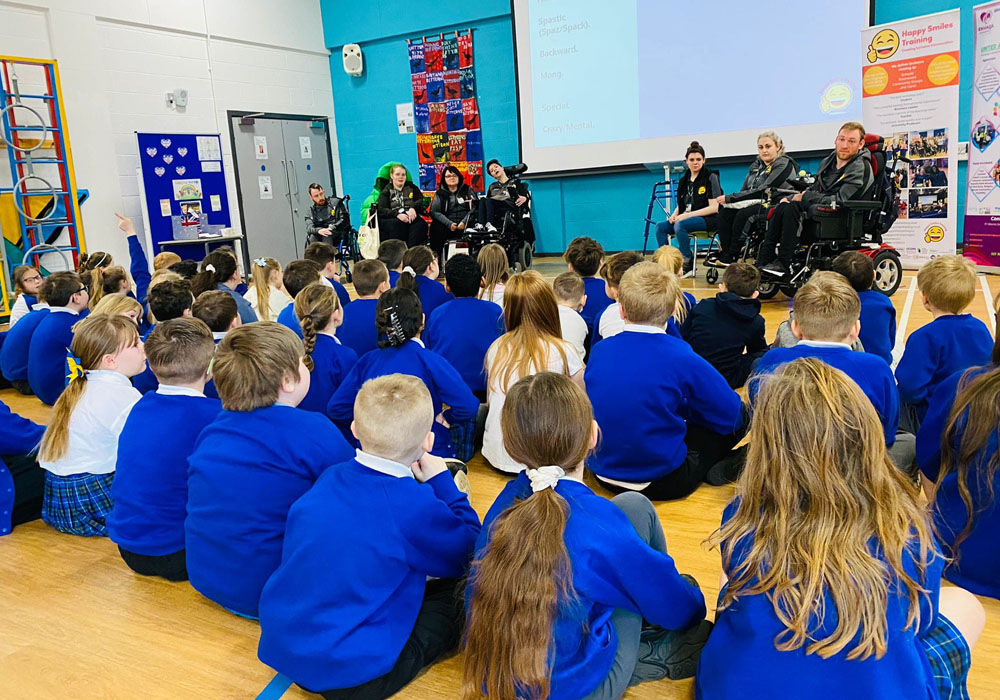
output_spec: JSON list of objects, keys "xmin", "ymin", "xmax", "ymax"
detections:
[
  {"xmin": 327, "ymin": 287, "xmax": 479, "ymax": 459},
  {"xmin": 428, "ymin": 165, "xmax": 478, "ymax": 258},
  {"xmin": 339, "ymin": 259, "xmax": 391, "ymax": 358},
  {"xmin": 564, "ymin": 236, "xmax": 612, "ymax": 330},
  {"xmin": 168, "ymin": 259, "xmax": 199, "ymax": 280},
  {"xmin": 190, "ymin": 251, "xmax": 257, "ymax": 324},
  {"xmin": 132, "ymin": 279, "xmax": 196, "ymax": 393},
  {"xmin": 375, "ymin": 164, "xmax": 427, "ymax": 247},
  {"xmin": 653, "ymin": 142, "xmax": 723, "ymax": 277},
  {"xmin": 484, "ymin": 160, "xmax": 531, "ymax": 238},
  {"xmin": 830, "ymin": 250, "xmax": 896, "ymax": 365},
  {"xmin": 276, "ymin": 260, "xmax": 323, "ymax": 339},
  {"xmin": 27, "ymin": 272, "xmax": 90, "ymax": 405},
  {"xmin": 294, "ymin": 283, "xmax": 357, "ymax": 415},
  {"xmin": 305, "ymin": 184, "xmax": 350, "ymax": 248},
  {"xmin": 377, "ymin": 239, "xmax": 407, "ymax": 287},
  {"xmin": 303, "ymin": 242, "xmax": 352, "ymax": 309},
  {"xmin": 396, "ymin": 245, "xmax": 452, "ymax": 317}
]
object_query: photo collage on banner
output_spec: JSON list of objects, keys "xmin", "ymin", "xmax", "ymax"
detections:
[{"xmin": 409, "ymin": 31, "xmax": 484, "ymax": 194}]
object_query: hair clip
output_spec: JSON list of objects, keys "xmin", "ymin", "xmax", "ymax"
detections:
[
  {"xmin": 204, "ymin": 263, "xmax": 216, "ymax": 273},
  {"xmin": 66, "ymin": 354, "xmax": 87, "ymax": 383},
  {"xmin": 253, "ymin": 257, "xmax": 267, "ymax": 268},
  {"xmin": 389, "ymin": 309, "xmax": 407, "ymax": 344}
]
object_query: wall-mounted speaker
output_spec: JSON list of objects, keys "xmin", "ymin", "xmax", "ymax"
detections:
[{"xmin": 343, "ymin": 44, "xmax": 363, "ymax": 77}]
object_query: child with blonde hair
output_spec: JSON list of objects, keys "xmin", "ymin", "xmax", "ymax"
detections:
[
  {"xmin": 92, "ymin": 292, "xmax": 143, "ymax": 323},
  {"xmin": 477, "ymin": 243, "xmax": 509, "ymax": 307},
  {"xmin": 153, "ymin": 250, "xmax": 181, "ymax": 271},
  {"xmin": 244, "ymin": 256, "xmax": 292, "ymax": 322},
  {"xmin": 295, "ymin": 283, "xmax": 357, "ymax": 414},
  {"xmin": 38, "ymin": 314, "xmax": 145, "ymax": 536},
  {"xmin": 552, "ymin": 271, "xmax": 588, "ymax": 361},
  {"xmin": 698, "ymin": 358, "xmax": 984, "ymax": 699},
  {"xmin": 652, "ymin": 244, "xmax": 697, "ymax": 326}
]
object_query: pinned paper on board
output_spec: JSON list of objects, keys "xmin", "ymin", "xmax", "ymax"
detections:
[
  {"xmin": 210, "ymin": 194, "xmax": 222, "ymax": 211},
  {"xmin": 180, "ymin": 201, "xmax": 202, "ymax": 225},
  {"xmin": 397, "ymin": 103, "xmax": 415, "ymax": 134},
  {"xmin": 159, "ymin": 199, "xmax": 172, "ymax": 217},
  {"xmin": 172, "ymin": 178, "xmax": 203, "ymax": 201},
  {"xmin": 259, "ymin": 175, "xmax": 273, "ymax": 199},
  {"xmin": 254, "ymin": 135, "xmax": 269, "ymax": 160},
  {"xmin": 202, "ymin": 161, "xmax": 222, "ymax": 173},
  {"xmin": 299, "ymin": 136, "xmax": 313, "ymax": 159},
  {"xmin": 197, "ymin": 135, "xmax": 221, "ymax": 161}
]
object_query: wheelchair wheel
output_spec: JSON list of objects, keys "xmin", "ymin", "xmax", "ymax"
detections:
[
  {"xmin": 757, "ymin": 279, "xmax": 780, "ymax": 300},
  {"xmin": 514, "ymin": 241, "xmax": 533, "ymax": 272},
  {"xmin": 705, "ymin": 267, "xmax": 719, "ymax": 285},
  {"xmin": 872, "ymin": 250, "xmax": 902, "ymax": 296}
]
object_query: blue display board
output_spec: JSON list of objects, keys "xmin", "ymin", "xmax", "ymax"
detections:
[{"xmin": 136, "ymin": 132, "xmax": 232, "ymax": 255}]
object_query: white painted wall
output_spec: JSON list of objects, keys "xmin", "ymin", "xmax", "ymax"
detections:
[{"xmin": 0, "ymin": 0, "xmax": 338, "ymax": 269}]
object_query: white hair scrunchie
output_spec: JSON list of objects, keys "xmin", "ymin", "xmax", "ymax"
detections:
[
  {"xmin": 205, "ymin": 263, "xmax": 216, "ymax": 273},
  {"xmin": 402, "ymin": 265, "xmax": 417, "ymax": 276},
  {"xmin": 526, "ymin": 466, "xmax": 565, "ymax": 493}
]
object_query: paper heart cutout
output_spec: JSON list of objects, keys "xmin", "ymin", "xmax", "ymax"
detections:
[
  {"xmin": 175, "ymin": 166, "xmax": 186, "ymax": 175},
  {"xmin": 176, "ymin": 147, "xmax": 188, "ymax": 157},
  {"xmin": 163, "ymin": 155, "xmax": 174, "ymax": 164},
  {"xmin": 161, "ymin": 139, "xmax": 172, "ymax": 148},
  {"xmin": 154, "ymin": 167, "xmax": 165, "ymax": 177},
  {"xmin": 146, "ymin": 147, "xmax": 157, "ymax": 157}
]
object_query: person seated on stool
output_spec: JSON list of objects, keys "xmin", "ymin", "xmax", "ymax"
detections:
[
  {"xmin": 375, "ymin": 164, "xmax": 427, "ymax": 247},
  {"xmin": 756, "ymin": 121, "xmax": 873, "ymax": 278},
  {"xmin": 654, "ymin": 142, "xmax": 722, "ymax": 278},
  {"xmin": 305, "ymin": 183, "xmax": 349, "ymax": 248},
  {"xmin": 429, "ymin": 165, "xmax": 478, "ymax": 260},
  {"xmin": 707, "ymin": 131, "xmax": 796, "ymax": 267}
]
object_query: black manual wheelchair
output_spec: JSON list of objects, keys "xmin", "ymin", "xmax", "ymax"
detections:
[
  {"xmin": 704, "ymin": 134, "xmax": 904, "ymax": 299},
  {"xmin": 304, "ymin": 194, "xmax": 362, "ymax": 282}
]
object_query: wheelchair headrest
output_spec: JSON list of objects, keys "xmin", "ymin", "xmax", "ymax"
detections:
[{"xmin": 864, "ymin": 133, "xmax": 886, "ymax": 152}]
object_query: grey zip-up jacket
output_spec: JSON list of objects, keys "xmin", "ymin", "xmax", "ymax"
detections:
[
  {"xmin": 726, "ymin": 154, "xmax": 797, "ymax": 203},
  {"xmin": 801, "ymin": 148, "xmax": 873, "ymax": 207}
]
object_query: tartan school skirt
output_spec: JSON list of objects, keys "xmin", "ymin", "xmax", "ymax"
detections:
[
  {"xmin": 923, "ymin": 611, "xmax": 972, "ymax": 700},
  {"xmin": 41, "ymin": 471, "xmax": 114, "ymax": 537}
]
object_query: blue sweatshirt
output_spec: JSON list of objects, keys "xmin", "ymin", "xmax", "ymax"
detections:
[
  {"xmin": 388, "ymin": 269, "xmax": 400, "ymax": 287},
  {"xmin": 218, "ymin": 283, "xmax": 258, "ymax": 324},
  {"xmin": 696, "ymin": 502, "xmax": 945, "ymax": 700},
  {"xmin": 131, "ymin": 326, "xmax": 159, "ymax": 394},
  {"xmin": 327, "ymin": 340, "xmax": 478, "ymax": 459},
  {"xmin": 299, "ymin": 335, "xmax": 357, "ymax": 414},
  {"xmin": 337, "ymin": 297, "xmax": 379, "ymax": 358},
  {"xmin": 586, "ymin": 329, "xmax": 743, "ymax": 482},
  {"xmin": 895, "ymin": 314, "xmax": 992, "ymax": 417},
  {"xmin": 28, "ymin": 309, "xmax": 82, "ymax": 405},
  {"xmin": 753, "ymin": 343, "xmax": 899, "ymax": 445},
  {"xmin": 472, "ymin": 473, "xmax": 706, "ymax": 700},
  {"xmin": 185, "ymin": 404, "xmax": 353, "ymax": 617},
  {"xmin": 0, "ymin": 402, "xmax": 44, "ymax": 536},
  {"xmin": 858, "ymin": 290, "xmax": 896, "ymax": 365},
  {"xmin": 916, "ymin": 365, "xmax": 1000, "ymax": 599},
  {"xmin": 410, "ymin": 276, "xmax": 453, "ymax": 318},
  {"xmin": 425, "ymin": 297, "xmax": 503, "ymax": 394},
  {"xmin": 1, "ymin": 307, "xmax": 50, "ymax": 381},
  {"xmin": 257, "ymin": 456, "xmax": 480, "ymax": 691},
  {"xmin": 127, "ymin": 235, "xmax": 152, "ymax": 333},
  {"xmin": 108, "ymin": 390, "xmax": 221, "ymax": 556},
  {"xmin": 580, "ymin": 276, "xmax": 613, "ymax": 329},
  {"xmin": 328, "ymin": 277, "xmax": 352, "ymax": 309},
  {"xmin": 276, "ymin": 304, "xmax": 302, "ymax": 338}
]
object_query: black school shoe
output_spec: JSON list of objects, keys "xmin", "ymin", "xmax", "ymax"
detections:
[
  {"xmin": 704, "ymin": 445, "xmax": 748, "ymax": 486},
  {"xmin": 632, "ymin": 618, "xmax": 714, "ymax": 681}
]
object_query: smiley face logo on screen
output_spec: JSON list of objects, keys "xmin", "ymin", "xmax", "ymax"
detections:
[
  {"xmin": 867, "ymin": 29, "xmax": 900, "ymax": 63},
  {"xmin": 820, "ymin": 82, "xmax": 853, "ymax": 113},
  {"xmin": 924, "ymin": 225, "xmax": 945, "ymax": 243}
]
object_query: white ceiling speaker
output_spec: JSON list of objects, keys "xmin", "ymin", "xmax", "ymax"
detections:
[{"xmin": 343, "ymin": 44, "xmax": 363, "ymax": 77}]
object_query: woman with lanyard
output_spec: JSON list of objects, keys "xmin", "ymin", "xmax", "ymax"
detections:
[
  {"xmin": 428, "ymin": 165, "xmax": 478, "ymax": 259},
  {"xmin": 653, "ymin": 142, "xmax": 722, "ymax": 278},
  {"xmin": 375, "ymin": 163, "xmax": 428, "ymax": 247},
  {"xmin": 706, "ymin": 131, "xmax": 796, "ymax": 268}
]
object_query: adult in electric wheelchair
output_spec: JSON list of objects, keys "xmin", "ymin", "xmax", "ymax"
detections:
[{"xmin": 304, "ymin": 184, "xmax": 361, "ymax": 282}]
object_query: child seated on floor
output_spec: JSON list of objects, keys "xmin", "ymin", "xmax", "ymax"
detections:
[
  {"xmin": 593, "ymin": 250, "xmax": 645, "ymax": 343},
  {"xmin": 697, "ymin": 358, "xmax": 985, "ymax": 700},
  {"xmin": 553, "ymin": 271, "xmax": 588, "ymax": 361},
  {"xmin": 398, "ymin": 245, "xmax": 452, "ymax": 317},
  {"xmin": 8, "ymin": 264, "xmax": 44, "ymax": 327},
  {"xmin": 185, "ymin": 323, "xmax": 353, "ymax": 618},
  {"xmin": 483, "ymin": 272, "xmax": 585, "ymax": 473},
  {"xmin": 295, "ymin": 283, "xmax": 357, "ymax": 414},
  {"xmin": 327, "ymin": 287, "xmax": 478, "ymax": 459},
  {"xmin": 258, "ymin": 374, "xmax": 480, "ymax": 700},
  {"xmin": 28, "ymin": 272, "xmax": 91, "ymax": 406},
  {"xmin": 377, "ymin": 238, "xmax": 407, "ymax": 288},
  {"xmin": 682, "ymin": 262, "xmax": 766, "ymax": 389},
  {"xmin": 108, "ymin": 318, "xmax": 220, "ymax": 581},
  {"xmin": 586, "ymin": 262, "xmax": 743, "ymax": 500},
  {"xmin": 190, "ymin": 251, "xmax": 257, "ymax": 324},
  {"xmin": 37, "ymin": 314, "xmax": 144, "ymax": 536},
  {"xmin": 896, "ymin": 255, "xmax": 992, "ymax": 433},
  {"xmin": 244, "ymin": 257, "xmax": 292, "ymax": 322},
  {"xmin": 465, "ymin": 372, "xmax": 711, "ymax": 699},
  {"xmin": 92, "ymin": 293, "xmax": 143, "ymax": 323},
  {"xmin": 652, "ymin": 245, "xmax": 698, "ymax": 321},
  {"xmin": 477, "ymin": 243, "xmax": 508, "ymax": 307},
  {"xmin": 304, "ymin": 242, "xmax": 352, "ymax": 309},
  {"xmin": 276, "ymin": 259, "xmax": 323, "ymax": 338},
  {"xmin": 338, "ymin": 259, "xmax": 390, "ymax": 358},
  {"xmin": 831, "ymin": 250, "xmax": 896, "ymax": 364},
  {"xmin": 191, "ymin": 290, "xmax": 241, "ymax": 400},
  {"xmin": 1, "ymin": 284, "xmax": 49, "ymax": 395},
  {"xmin": 0, "ymin": 401, "xmax": 46, "ymax": 532},
  {"xmin": 425, "ymin": 253, "xmax": 504, "ymax": 398},
  {"xmin": 153, "ymin": 250, "xmax": 181, "ymax": 272},
  {"xmin": 752, "ymin": 272, "xmax": 910, "ymax": 471},
  {"xmin": 564, "ymin": 236, "xmax": 612, "ymax": 329}
]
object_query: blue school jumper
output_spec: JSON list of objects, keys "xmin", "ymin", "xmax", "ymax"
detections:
[
  {"xmin": 127, "ymin": 235, "xmax": 152, "ymax": 333},
  {"xmin": 131, "ymin": 326, "xmax": 158, "ymax": 394},
  {"xmin": 1, "ymin": 307, "xmax": 49, "ymax": 382},
  {"xmin": 218, "ymin": 283, "xmax": 258, "ymax": 324},
  {"xmin": 858, "ymin": 290, "xmax": 896, "ymax": 365},
  {"xmin": 425, "ymin": 297, "xmax": 503, "ymax": 393},
  {"xmin": 185, "ymin": 404, "xmax": 353, "ymax": 617},
  {"xmin": 257, "ymin": 454, "xmax": 480, "ymax": 691},
  {"xmin": 388, "ymin": 269, "xmax": 400, "ymax": 287},
  {"xmin": 28, "ymin": 309, "xmax": 82, "ymax": 406},
  {"xmin": 696, "ymin": 502, "xmax": 946, "ymax": 700},
  {"xmin": 299, "ymin": 335, "xmax": 357, "ymax": 414},
  {"xmin": 108, "ymin": 388, "xmax": 221, "ymax": 556},
  {"xmin": 337, "ymin": 298, "xmax": 379, "ymax": 358},
  {"xmin": 917, "ymin": 365, "xmax": 1000, "ymax": 599},
  {"xmin": 412, "ymin": 276, "xmax": 453, "ymax": 318},
  {"xmin": 0, "ymin": 402, "xmax": 45, "ymax": 536},
  {"xmin": 752, "ymin": 342, "xmax": 899, "ymax": 446},
  {"xmin": 471, "ymin": 473, "xmax": 705, "ymax": 700},
  {"xmin": 581, "ymin": 276, "xmax": 613, "ymax": 329},
  {"xmin": 327, "ymin": 339, "xmax": 478, "ymax": 459},
  {"xmin": 585, "ymin": 327, "xmax": 742, "ymax": 483},
  {"xmin": 330, "ymin": 278, "xmax": 352, "ymax": 309},
  {"xmin": 276, "ymin": 304, "xmax": 302, "ymax": 338},
  {"xmin": 896, "ymin": 314, "xmax": 992, "ymax": 419}
]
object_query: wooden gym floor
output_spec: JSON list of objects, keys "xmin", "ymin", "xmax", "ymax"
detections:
[{"xmin": 1, "ymin": 257, "xmax": 998, "ymax": 699}]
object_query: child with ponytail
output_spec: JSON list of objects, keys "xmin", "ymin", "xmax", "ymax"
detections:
[
  {"xmin": 464, "ymin": 372, "xmax": 710, "ymax": 700},
  {"xmin": 38, "ymin": 314, "xmax": 145, "ymax": 536},
  {"xmin": 295, "ymin": 283, "xmax": 357, "ymax": 414},
  {"xmin": 244, "ymin": 256, "xmax": 292, "ymax": 322},
  {"xmin": 190, "ymin": 250, "xmax": 257, "ymax": 323},
  {"xmin": 327, "ymin": 286, "xmax": 478, "ymax": 459},
  {"xmin": 78, "ymin": 249, "xmax": 114, "ymax": 309},
  {"xmin": 397, "ymin": 245, "xmax": 452, "ymax": 317},
  {"xmin": 697, "ymin": 358, "xmax": 984, "ymax": 700}
]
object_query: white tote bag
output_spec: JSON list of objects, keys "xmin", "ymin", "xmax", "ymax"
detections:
[{"xmin": 357, "ymin": 209, "xmax": 379, "ymax": 260}]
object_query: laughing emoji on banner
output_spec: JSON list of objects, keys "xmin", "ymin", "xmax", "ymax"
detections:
[
  {"xmin": 924, "ymin": 225, "xmax": 945, "ymax": 243},
  {"xmin": 867, "ymin": 29, "xmax": 900, "ymax": 63}
]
